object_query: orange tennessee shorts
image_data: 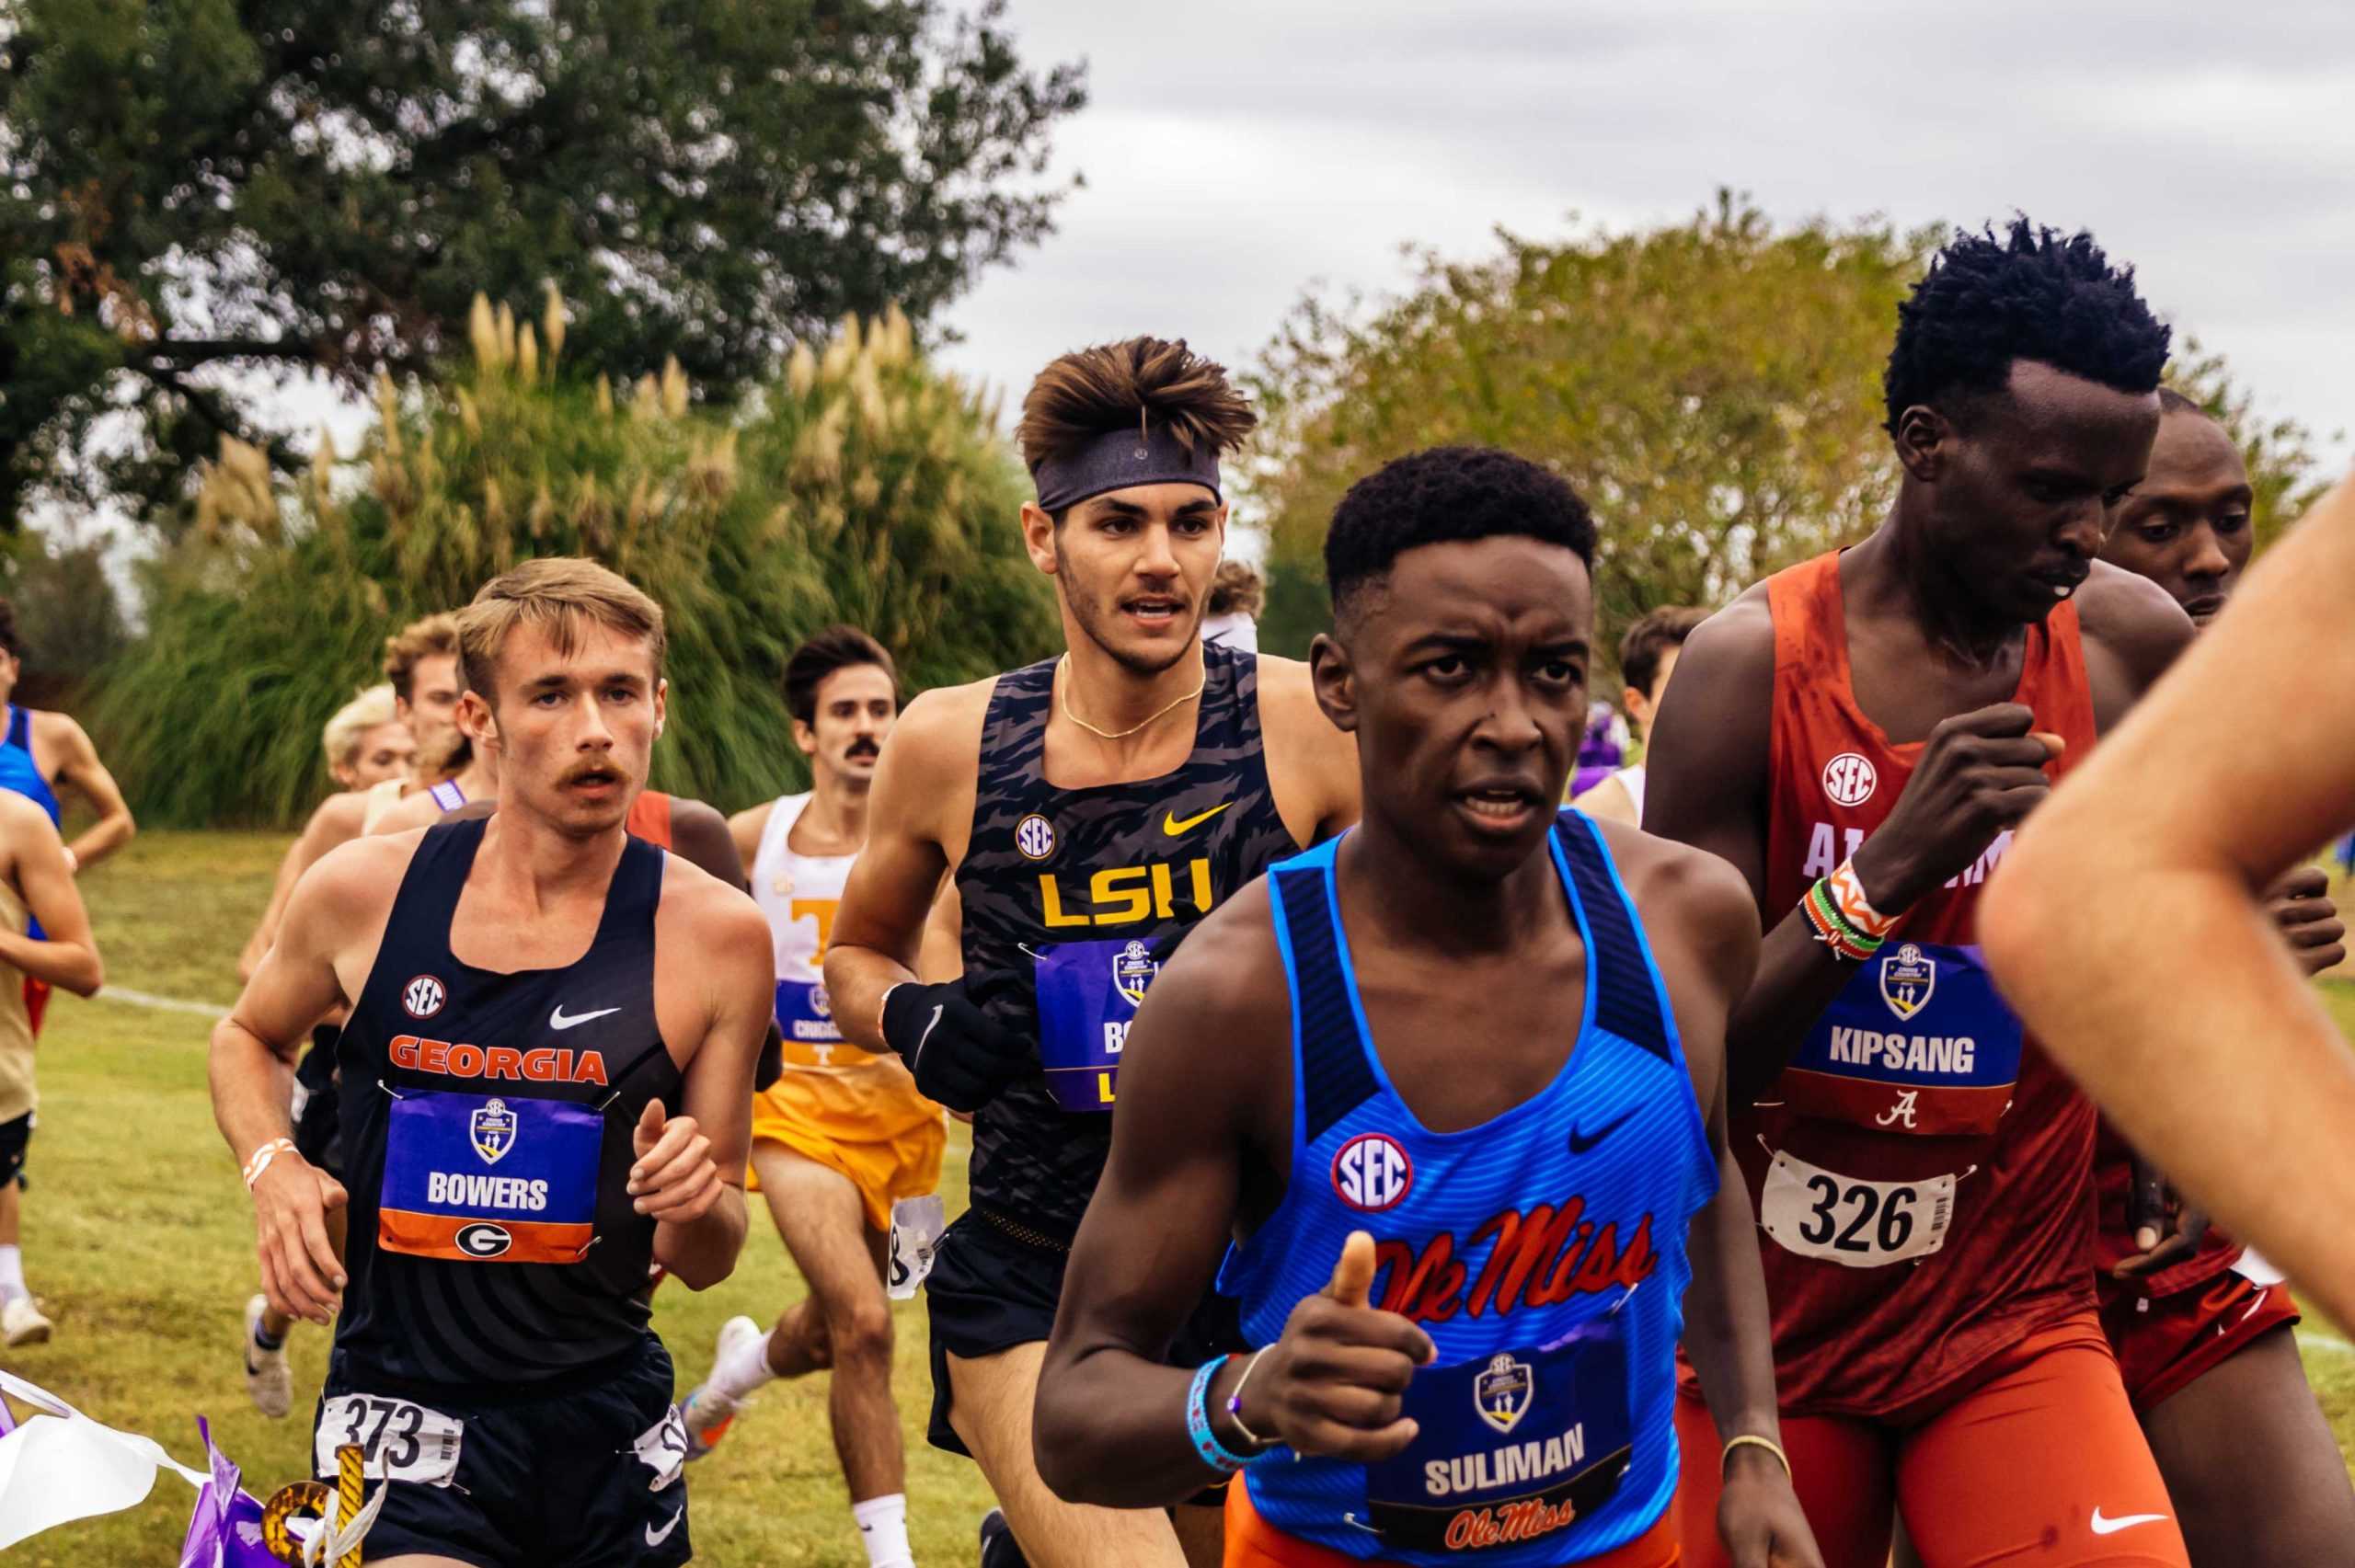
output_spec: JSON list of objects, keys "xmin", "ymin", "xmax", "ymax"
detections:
[
  {"xmin": 1224, "ymin": 1473, "xmax": 1680, "ymax": 1567},
  {"xmin": 1676, "ymin": 1310, "xmax": 2188, "ymax": 1568},
  {"xmin": 2098, "ymin": 1265, "xmax": 2301, "ymax": 1413},
  {"xmin": 749, "ymin": 1097, "xmax": 945, "ymax": 1234}
]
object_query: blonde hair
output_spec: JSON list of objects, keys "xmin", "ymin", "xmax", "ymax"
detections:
[
  {"xmin": 381, "ymin": 612, "xmax": 461, "ymax": 702},
  {"xmin": 321, "ymin": 683, "xmax": 400, "ymax": 772},
  {"xmin": 456, "ymin": 556, "xmax": 666, "ymax": 703}
]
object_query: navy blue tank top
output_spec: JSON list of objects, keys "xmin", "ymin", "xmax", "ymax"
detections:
[
  {"xmin": 333, "ymin": 818, "xmax": 682, "ymax": 1389},
  {"xmin": 955, "ymin": 641, "xmax": 1299, "ymax": 1239},
  {"xmin": 1218, "ymin": 813, "xmax": 1715, "ymax": 1563}
]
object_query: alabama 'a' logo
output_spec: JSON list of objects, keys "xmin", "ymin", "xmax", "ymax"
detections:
[
  {"xmin": 1332, "ymin": 1132, "xmax": 1413, "ymax": 1212},
  {"xmin": 1879, "ymin": 943, "xmax": 1935, "ymax": 1021},
  {"xmin": 1475, "ymin": 1353, "xmax": 1534, "ymax": 1435},
  {"xmin": 470, "ymin": 1097, "xmax": 518, "ymax": 1164}
]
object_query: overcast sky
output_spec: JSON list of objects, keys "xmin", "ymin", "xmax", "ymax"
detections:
[{"xmin": 935, "ymin": 0, "xmax": 2355, "ymax": 486}]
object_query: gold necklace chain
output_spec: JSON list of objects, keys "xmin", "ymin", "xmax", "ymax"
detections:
[{"xmin": 1058, "ymin": 653, "xmax": 1206, "ymax": 741}]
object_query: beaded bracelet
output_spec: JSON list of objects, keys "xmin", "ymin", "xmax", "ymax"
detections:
[
  {"xmin": 1826, "ymin": 857, "xmax": 1901, "ymax": 940},
  {"xmin": 242, "ymin": 1137, "xmax": 299, "ymax": 1190},
  {"xmin": 1186, "ymin": 1355, "xmax": 1271, "ymax": 1474},
  {"xmin": 1803, "ymin": 879, "xmax": 1882, "ymax": 962}
]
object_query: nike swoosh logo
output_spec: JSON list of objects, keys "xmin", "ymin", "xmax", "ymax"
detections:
[
  {"xmin": 1163, "ymin": 802, "xmax": 1232, "ymax": 837},
  {"xmin": 1568, "ymin": 1109, "xmax": 1636, "ymax": 1155},
  {"xmin": 549, "ymin": 1004, "xmax": 621, "ymax": 1031},
  {"xmin": 646, "ymin": 1507, "xmax": 684, "ymax": 1547},
  {"xmin": 2089, "ymin": 1509, "xmax": 2168, "ymax": 1536}
]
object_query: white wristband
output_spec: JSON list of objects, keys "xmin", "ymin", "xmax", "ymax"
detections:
[
  {"xmin": 61, "ymin": 846, "xmax": 77, "ymax": 875},
  {"xmin": 242, "ymin": 1137, "xmax": 298, "ymax": 1190}
]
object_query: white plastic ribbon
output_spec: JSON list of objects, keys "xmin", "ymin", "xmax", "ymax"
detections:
[{"xmin": 0, "ymin": 1370, "xmax": 210, "ymax": 1550}]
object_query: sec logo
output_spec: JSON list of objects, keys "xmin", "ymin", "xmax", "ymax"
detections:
[
  {"xmin": 455, "ymin": 1223, "xmax": 513, "ymax": 1259},
  {"xmin": 1821, "ymin": 752, "xmax": 1878, "ymax": 808},
  {"xmin": 402, "ymin": 974, "xmax": 447, "ymax": 1020},
  {"xmin": 1015, "ymin": 813, "xmax": 1057, "ymax": 862},
  {"xmin": 1331, "ymin": 1132, "xmax": 1414, "ymax": 1213}
]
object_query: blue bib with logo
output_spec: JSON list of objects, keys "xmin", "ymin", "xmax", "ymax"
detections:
[
  {"xmin": 1781, "ymin": 942, "xmax": 2025, "ymax": 1137},
  {"xmin": 1030, "ymin": 936, "xmax": 1161, "ymax": 1113},
  {"xmin": 377, "ymin": 1090, "xmax": 603, "ymax": 1264}
]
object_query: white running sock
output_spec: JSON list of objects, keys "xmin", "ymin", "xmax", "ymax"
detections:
[
  {"xmin": 0, "ymin": 1243, "xmax": 25, "ymax": 1303},
  {"xmin": 852, "ymin": 1494, "xmax": 914, "ymax": 1568},
  {"xmin": 709, "ymin": 1326, "xmax": 780, "ymax": 1403}
]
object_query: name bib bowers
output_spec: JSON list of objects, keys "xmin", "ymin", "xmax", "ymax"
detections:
[
  {"xmin": 1031, "ymin": 936, "xmax": 1163, "ymax": 1113},
  {"xmin": 1781, "ymin": 942, "xmax": 2024, "ymax": 1137},
  {"xmin": 378, "ymin": 1089, "xmax": 602, "ymax": 1264},
  {"xmin": 1362, "ymin": 1317, "xmax": 1635, "ymax": 1554}
]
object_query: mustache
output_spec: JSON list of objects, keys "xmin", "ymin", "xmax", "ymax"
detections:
[
  {"xmin": 558, "ymin": 761, "xmax": 624, "ymax": 786},
  {"xmin": 845, "ymin": 740, "xmax": 881, "ymax": 759}
]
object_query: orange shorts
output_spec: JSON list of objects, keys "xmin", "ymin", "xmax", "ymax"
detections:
[
  {"xmin": 749, "ymin": 1095, "xmax": 944, "ymax": 1234},
  {"xmin": 1223, "ymin": 1473, "xmax": 1680, "ymax": 1567},
  {"xmin": 23, "ymin": 977, "xmax": 46, "ymax": 1038},
  {"xmin": 2098, "ymin": 1264, "xmax": 2301, "ymax": 1413},
  {"xmin": 1675, "ymin": 1310, "xmax": 2187, "ymax": 1568}
]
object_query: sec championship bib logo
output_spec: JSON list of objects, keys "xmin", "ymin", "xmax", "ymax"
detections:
[
  {"xmin": 1332, "ymin": 1132, "xmax": 1414, "ymax": 1212},
  {"xmin": 469, "ymin": 1098, "xmax": 518, "ymax": 1164},
  {"xmin": 1475, "ymin": 1353, "xmax": 1534, "ymax": 1435},
  {"xmin": 1879, "ymin": 943, "xmax": 1936, "ymax": 1021},
  {"xmin": 1822, "ymin": 752, "xmax": 1878, "ymax": 807}
]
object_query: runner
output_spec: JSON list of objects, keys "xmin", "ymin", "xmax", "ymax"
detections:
[
  {"xmin": 1204, "ymin": 559, "xmax": 1264, "ymax": 653},
  {"xmin": 822, "ymin": 336, "xmax": 1361, "ymax": 1568},
  {"xmin": 0, "ymin": 596, "xmax": 135, "ymax": 1040},
  {"xmin": 1035, "ymin": 446, "xmax": 1819, "ymax": 1568},
  {"xmin": 324, "ymin": 683, "xmax": 420, "ymax": 791},
  {"xmin": 674, "ymin": 626, "xmax": 940, "ymax": 1568},
  {"xmin": 1983, "ymin": 470, "xmax": 2355, "ymax": 1335},
  {"xmin": 2070, "ymin": 392, "xmax": 2354, "ymax": 1565},
  {"xmin": 1644, "ymin": 219, "xmax": 2198, "ymax": 1567},
  {"xmin": 0, "ymin": 789, "xmax": 105, "ymax": 1346},
  {"xmin": 239, "ymin": 612, "xmax": 467, "ymax": 980},
  {"xmin": 1571, "ymin": 607, "xmax": 1706, "ymax": 827},
  {"xmin": 210, "ymin": 557, "xmax": 771, "ymax": 1565}
]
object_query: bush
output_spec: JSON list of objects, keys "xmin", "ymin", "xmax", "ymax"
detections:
[{"xmin": 93, "ymin": 297, "xmax": 1057, "ymax": 826}]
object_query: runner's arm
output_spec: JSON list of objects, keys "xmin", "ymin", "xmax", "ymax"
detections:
[
  {"xmin": 0, "ymin": 795, "xmax": 102, "ymax": 994},
  {"xmin": 1644, "ymin": 601, "xmax": 1855, "ymax": 1103},
  {"xmin": 1036, "ymin": 890, "xmax": 1281, "ymax": 1505},
  {"xmin": 1985, "ymin": 474, "xmax": 2355, "ymax": 1329},
  {"xmin": 239, "ymin": 793, "xmax": 364, "ymax": 979},
  {"xmin": 665, "ymin": 797, "xmax": 746, "ymax": 889},
  {"xmin": 644, "ymin": 880, "xmax": 770, "ymax": 1289},
  {"xmin": 41, "ymin": 711, "xmax": 135, "ymax": 868},
  {"xmin": 824, "ymin": 688, "xmax": 965, "ymax": 1049}
]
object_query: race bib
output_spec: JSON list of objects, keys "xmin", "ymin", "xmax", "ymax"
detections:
[
  {"xmin": 1780, "ymin": 942, "xmax": 2024, "ymax": 1137},
  {"xmin": 632, "ymin": 1405, "xmax": 689, "ymax": 1492},
  {"xmin": 1361, "ymin": 1318, "xmax": 1634, "ymax": 1554},
  {"xmin": 316, "ymin": 1394, "xmax": 464, "ymax": 1487},
  {"xmin": 377, "ymin": 1090, "xmax": 602, "ymax": 1264},
  {"xmin": 1759, "ymin": 1149, "xmax": 1955, "ymax": 1267},
  {"xmin": 887, "ymin": 1194, "xmax": 948, "ymax": 1300},
  {"xmin": 1031, "ymin": 937, "xmax": 1162, "ymax": 1114},
  {"xmin": 775, "ymin": 979, "xmax": 879, "ymax": 1070}
]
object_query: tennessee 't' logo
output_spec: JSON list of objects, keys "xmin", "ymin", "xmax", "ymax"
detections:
[
  {"xmin": 403, "ymin": 975, "xmax": 447, "ymax": 1019},
  {"xmin": 1822, "ymin": 752, "xmax": 1878, "ymax": 807},
  {"xmin": 1332, "ymin": 1132, "xmax": 1414, "ymax": 1212}
]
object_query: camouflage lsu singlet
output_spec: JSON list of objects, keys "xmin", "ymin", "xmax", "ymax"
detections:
[{"xmin": 954, "ymin": 639, "xmax": 1299, "ymax": 1240}]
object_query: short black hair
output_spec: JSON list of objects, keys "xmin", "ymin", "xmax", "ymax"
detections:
[
  {"xmin": 0, "ymin": 598, "xmax": 19, "ymax": 662},
  {"xmin": 783, "ymin": 625, "xmax": 896, "ymax": 727},
  {"xmin": 1325, "ymin": 446, "xmax": 1595, "ymax": 625},
  {"xmin": 1883, "ymin": 219, "xmax": 2170, "ymax": 435}
]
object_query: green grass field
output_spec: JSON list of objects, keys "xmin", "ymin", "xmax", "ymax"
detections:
[{"xmin": 6, "ymin": 831, "xmax": 2355, "ymax": 1564}]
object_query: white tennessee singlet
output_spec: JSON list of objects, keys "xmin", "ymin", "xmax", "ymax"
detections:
[{"xmin": 1614, "ymin": 761, "xmax": 1647, "ymax": 825}]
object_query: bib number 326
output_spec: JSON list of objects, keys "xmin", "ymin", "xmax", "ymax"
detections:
[{"xmin": 1760, "ymin": 1150, "xmax": 1954, "ymax": 1267}]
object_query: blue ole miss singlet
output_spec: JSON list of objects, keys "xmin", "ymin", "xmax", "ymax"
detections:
[
  {"xmin": 333, "ymin": 817, "xmax": 682, "ymax": 1388},
  {"xmin": 1219, "ymin": 813, "xmax": 1715, "ymax": 1563}
]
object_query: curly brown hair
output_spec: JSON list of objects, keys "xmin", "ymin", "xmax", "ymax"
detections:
[{"xmin": 1016, "ymin": 337, "xmax": 1257, "ymax": 470}]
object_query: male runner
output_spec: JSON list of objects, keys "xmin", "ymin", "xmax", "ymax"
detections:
[
  {"xmin": 2059, "ymin": 394, "xmax": 2353, "ymax": 1565},
  {"xmin": 675, "ymin": 626, "xmax": 939, "ymax": 1568},
  {"xmin": 211, "ymin": 557, "xmax": 771, "ymax": 1566},
  {"xmin": 0, "ymin": 789, "xmax": 104, "ymax": 1345},
  {"xmin": 1572, "ymin": 607, "xmax": 1706, "ymax": 827},
  {"xmin": 1645, "ymin": 220, "xmax": 2197, "ymax": 1567},
  {"xmin": 1985, "ymin": 468, "xmax": 2355, "ymax": 1325},
  {"xmin": 824, "ymin": 337, "xmax": 1361, "ymax": 1568},
  {"xmin": 1037, "ymin": 447, "xmax": 1818, "ymax": 1568}
]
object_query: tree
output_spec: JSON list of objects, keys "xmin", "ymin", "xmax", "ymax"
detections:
[
  {"xmin": 1250, "ymin": 195, "xmax": 1944, "ymax": 664},
  {"xmin": 0, "ymin": 0, "xmax": 1085, "ymax": 531},
  {"xmin": 90, "ymin": 294, "xmax": 1059, "ymax": 826}
]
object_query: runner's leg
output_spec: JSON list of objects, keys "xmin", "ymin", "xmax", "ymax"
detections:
[
  {"xmin": 2140, "ymin": 1324, "xmax": 2355, "ymax": 1567},
  {"xmin": 945, "ymin": 1342, "xmax": 1190, "ymax": 1568},
  {"xmin": 1168, "ymin": 1497, "xmax": 1226, "ymax": 1568},
  {"xmin": 752, "ymin": 1143, "xmax": 906, "ymax": 1505},
  {"xmin": 1675, "ymin": 1391, "xmax": 1894, "ymax": 1568}
]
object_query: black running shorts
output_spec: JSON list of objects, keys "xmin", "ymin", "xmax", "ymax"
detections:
[
  {"xmin": 290, "ymin": 1025, "xmax": 342, "ymax": 1177},
  {"xmin": 0, "ymin": 1110, "xmax": 29, "ymax": 1188}
]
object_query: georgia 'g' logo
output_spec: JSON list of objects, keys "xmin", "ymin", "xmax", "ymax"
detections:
[
  {"xmin": 1822, "ymin": 752, "xmax": 1878, "ymax": 808},
  {"xmin": 1015, "ymin": 814, "xmax": 1057, "ymax": 861},
  {"xmin": 403, "ymin": 974, "xmax": 447, "ymax": 1019},
  {"xmin": 1331, "ymin": 1132, "xmax": 1413, "ymax": 1213},
  {"xmin": 455, "ymin": 1223, "xmax": 513, "ymax": 1258}
]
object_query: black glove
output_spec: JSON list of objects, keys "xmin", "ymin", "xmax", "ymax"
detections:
[{"xmin": 882, "ymin": 978, "xmax": 1028, "ymax": 1113}]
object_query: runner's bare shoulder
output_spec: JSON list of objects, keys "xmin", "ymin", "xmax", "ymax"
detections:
[
  {"xmin": 2070, "ymin": 558, "xmax": 2194, "ymax": 719},
  {"xmin": 288, "ymin": 829, "xmax": 423, "ymax": 943},
  {"xmin": 652, "ymin": 850, "xmax": 771, "ymax": 961}
]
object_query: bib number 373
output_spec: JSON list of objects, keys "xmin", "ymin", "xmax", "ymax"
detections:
[
  {"xmin": 1760, "ymin": 1150, "xmax": 1954, "ymax": 1267},
  {"xmin": 316, "ymin": 1393, "xmax": 464, "ymax": 1486}
]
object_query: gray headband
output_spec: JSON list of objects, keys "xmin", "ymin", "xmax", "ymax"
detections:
[{"xmin": 1029, "ymin": 422, "xmax": 1222, "ymax": 514}]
